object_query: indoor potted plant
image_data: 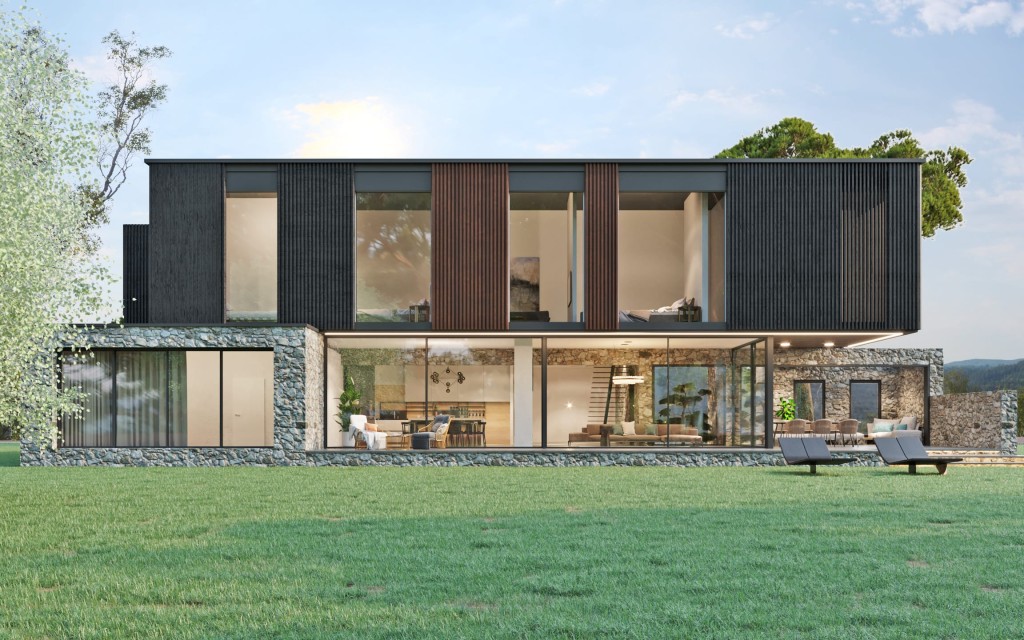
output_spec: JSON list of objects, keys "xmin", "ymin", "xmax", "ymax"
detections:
[{"xmin": 336, "ymin": 375, "xmax": 362, "ymax": 447}]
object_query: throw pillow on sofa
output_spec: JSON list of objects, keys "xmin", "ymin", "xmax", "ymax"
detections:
[
  {"xmin": 622, "ymin": 421, "xmax": 636, "ymax": 436},
  {"xmin": 874, "ymin": 423, "xmax": 894, "ymax": 433},
  {"xmin": 894, "ymin": 423, "xmax": 908, "ymax": 431}
]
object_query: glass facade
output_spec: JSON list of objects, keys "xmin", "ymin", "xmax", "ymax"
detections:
[
  {"xmin": 60, "ymin": 350, "xmax": 273, "ymax": 447},
  {"xmin": 356, "ymin": 192, "xmax": 431, "ymax": 322},
  {"xmin": 509, "ymin": 192, "xmax": 584, "ymax": 323},
  {"xmin": 618, "ymin": 192, "xmax": 725, "ymax": 325}
]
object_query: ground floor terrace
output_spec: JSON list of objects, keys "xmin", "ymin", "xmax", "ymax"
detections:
[{"xmin": 22, "ymin": 325, "xmax": 1017, "ymax": 466}]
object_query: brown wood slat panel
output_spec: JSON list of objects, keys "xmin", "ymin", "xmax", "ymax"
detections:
[
  {"xmin": 148, "ymin": 163, "xmax": 224, "ymax": 323},
  {"xmin": 584, "ymin": 163, "xmax": 618, "ymax": 331},
  {"xmin": 432, "ymin": 163, "xmax": 509, "ymax": 331},
  {"xmin": 278, "ymin": 163, "xmax": 354, "ymax": 330}
]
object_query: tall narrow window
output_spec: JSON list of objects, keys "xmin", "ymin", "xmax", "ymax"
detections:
[
  {"xmin": 225, "ymin": 168, "xmax": 278, "ymax": 321},
  {"xmin": 61, "ymin": 352, "xmax": 115, "ymax": 447},
  {"xmin": 356, "ymin": 192, "xmax": 431, "ymax": 322},
  {"xmin": 850, "ymin": 380, "xmax": 881, "ymax": 432},
  {"xmin": 793, "ymin": 380, "xmax": 825, "ymax": 421},
  {"xmin": 509, "ymin": 192, "xmax": 583, "ymax": 323}
]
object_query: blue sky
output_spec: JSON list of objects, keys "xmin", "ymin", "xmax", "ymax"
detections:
[{"xmin": 26, "ymin": 0, "xmax": 1024, "ymax": 362}]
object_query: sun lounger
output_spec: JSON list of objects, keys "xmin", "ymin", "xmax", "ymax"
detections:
[
  {"xmin": 779, "ymin": 437, "xmax": 854, "ymax": 474},
  {"xmin": 874, "ymin": 438, "xmax": 962, "ymax": 475}
]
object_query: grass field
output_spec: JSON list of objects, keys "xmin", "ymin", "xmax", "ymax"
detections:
[{"xmin": 1, "ymin": 442, "xmax": 1022, "ymax": 638}]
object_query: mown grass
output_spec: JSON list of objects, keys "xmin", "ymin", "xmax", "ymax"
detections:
[{"xmin": 1, "ymin": 448, "xmax": 1022, "ymax": 638}]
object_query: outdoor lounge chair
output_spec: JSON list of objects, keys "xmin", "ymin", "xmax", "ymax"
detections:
[
  {"xmin": 779, "ymin": 437, "xmax": 854, "ymax": 474},
  {"xmin": 874, "ymin": 438, "xmax": 963, "ymax": 475}
]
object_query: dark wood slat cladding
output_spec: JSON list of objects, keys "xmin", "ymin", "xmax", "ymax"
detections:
[
  {"xmin": 148, "ymin": 163, "xmax": 224, "ymax": 323},
  {"xmin": 122, "ymin": 224, "xmax": 148, "ymax": 323},
  {"xmin": 727, "ymin": 162, "xmax": 920, "ymax": 332},
  {"xmin": 278, "ymin": 163, "xmax": 354, "ymax": 330},
  {"xmin": 432, "ymin": 163, "xmax": 509, "ymax": 331},
  {"xmin": 584, "ymin": 163, "xmax": 619, "ymax": 330}
]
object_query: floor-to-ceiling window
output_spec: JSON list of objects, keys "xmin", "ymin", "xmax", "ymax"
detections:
[
  {"xmin": 355, "ymin": 193, "xmax": 431, "ymax": 323},
  {"xmin": 794, "ymin": 380, "xmax": 826, "ymax": 421},
  {"xmin": 850, "ymin": 380, "xmax": 881, "ymax": 433},
  {"xmin": 225, "ymin": 167, "xmax": 278, "ymax": 322},
  {"xmin": 509, "ymin": 192, "xmax": 583, "ymax": 323},
  {"xmin": 60, "ymin": 350, "xmax": 273, "ymax": 447}
]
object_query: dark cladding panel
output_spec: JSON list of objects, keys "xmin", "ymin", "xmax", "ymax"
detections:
[
  {"xmin": 584, "ymin": 163, "xmax": 618, "ymax": 331},
  {"xmin": 148, "ymin": 163, "xmax": 224, "ymax": 323},
  {"xmin": 278, "ymin": 163, "xmax": 354, "ymax": 330},
  {"xmin": 432, "ymin": 163, "xmax": 509, "ymax": 331},
  {"xmin": 727, "ymin": 162, "xmax": 920, "ymax": 332},
  {"xmin": 122, "ymin": 224, "xmax": 148, "ymax": 323}
]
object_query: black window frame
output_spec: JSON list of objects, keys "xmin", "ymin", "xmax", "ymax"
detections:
[
  {"xmin": 849, "ymin": 379, "xmax": 882, "ymax": 431},
  {"xmin": 793, "ymin": 379, "xmax": 826, "ymax": 421}
]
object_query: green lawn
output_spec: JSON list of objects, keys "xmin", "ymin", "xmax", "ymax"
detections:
[{"xmin": 1, "ymin": 446, "xmax": 1023, "ymax": 638}]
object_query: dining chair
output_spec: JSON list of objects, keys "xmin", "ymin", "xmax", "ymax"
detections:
[
  {"xmin": 812, "ymin": 419, "xmax": 833, "ymax": 442},
  {"xmin": 784, "ymin": 419, "xmax": 809, "ymax": 437},
  {"xmin": 837, "ymin": 418, "xmax": 864, "ymax": 446}
]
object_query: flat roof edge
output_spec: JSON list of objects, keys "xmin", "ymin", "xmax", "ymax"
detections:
[{"xmin": 144, "ymin": 158, "xmax": 926, "ymax": 165}]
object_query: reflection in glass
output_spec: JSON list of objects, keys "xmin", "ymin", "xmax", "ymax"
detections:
[
  {"xmin": 225, "ymin": 194, "xmax": 278, "ymax": 321},
  {"xmin": 794, "ymin": 380, "xmax": 825, "ymax": 421},
  {"xmin": 61, "ymin": 352, "xmax": 115, "ymax": 447},
  {"xmin": 356, "ymin": 193, "xmax": 431, "ymax": 322},
  {"xmin": 850, "ymin": 380, "xmax": 881, "ymax": 433}
]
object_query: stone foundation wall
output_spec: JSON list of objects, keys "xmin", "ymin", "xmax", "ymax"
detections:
[
  {"xmin": 22, "ymin": 325, "xmax": 323, "ymax": 467},
  {"xmin": 930, "ymin": 391, "xmax": 1017, "ymax": 454}
]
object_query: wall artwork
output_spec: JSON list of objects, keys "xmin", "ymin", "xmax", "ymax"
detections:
[{"xmin": 510, "ymin": 256, "xmax": 540, "ymax": 312}]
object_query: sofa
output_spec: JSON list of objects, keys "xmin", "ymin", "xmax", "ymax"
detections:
[
  {"xmin": 568, "ymin": 423, "xmax": 703, "ymax": 446},
  {"xmin": 867, "ymin": 416, "xmax": 921, "ymax": 441}
]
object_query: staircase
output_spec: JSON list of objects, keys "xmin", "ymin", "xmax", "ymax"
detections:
[{"xmin": 588, "ymin": 366, "xmax": 624, "ymax": 425}]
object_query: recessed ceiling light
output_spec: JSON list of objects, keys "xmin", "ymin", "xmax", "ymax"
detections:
[
  {"xmin": 823, "ymin": 341, "xmax": 835, "ymax": 348},
  {"xmin": 779, "ymin": 341, "xmax": 791, "ymax": 348}
]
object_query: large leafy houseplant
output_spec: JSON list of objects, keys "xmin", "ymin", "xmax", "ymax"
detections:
[
  {"xmin": 335, "ymin": 375, "xmax": 361, "ymax": 432},
  {"xmin": 657, "ymin": 382, "xmax": 710, "ymax": 427},
  {"xmin": 774, "ymin": 396, "xmax": 795, "ymax": 421}
]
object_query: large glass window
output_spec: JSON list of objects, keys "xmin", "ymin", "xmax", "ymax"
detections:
[
  {"xmin": 509, "ymin": 192, "xmax": 583, "ymax": 323},
  {"xmin": 794, "ymin": 380, "xmax": 825, "ymax": 421},
  {"xmin": 225, "ymin": 170, "xmax": 278, "ymax": 322},
  {"xmin": 356, "ymin": 192, "xmax": 431, "ymax": 322},
  {"xmin": 618, "ymin": 192, "xmax": 725, "ymax": 325},
  {"xmin": 850, "ymin": 380, "xmax": 881, "ymax": 432},
  {"xmin": 60, "ymin": 350, "xmax": 272, "ymax": 447}
]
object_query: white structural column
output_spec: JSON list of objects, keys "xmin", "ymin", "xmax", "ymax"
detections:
[{"xmin": 513, "ymin": 338, "xmax": 534, "ymax": 447}]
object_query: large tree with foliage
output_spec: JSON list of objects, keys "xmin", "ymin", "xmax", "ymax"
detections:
[
  {"xmin": 0, "ymin": 11, "xmax": 116, "ymax": 446},
  {"xmin": 718, "ymin": 117, "xmax": 971, "ymax": 237}
]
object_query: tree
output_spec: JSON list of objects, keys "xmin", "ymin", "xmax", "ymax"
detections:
[
  {"xmin": 943, "ymin": 369, "xmax": 972, "ymax": 394},
  {"xmin": 78, "ymin": 30, "xmax": 171, "ymax": 248},
  {"xmin": 0, "ymin": 11, "xmax": 116, "ymax": 446},
  {"xmin": 718, "ymin": 117, "xmax": 971, "ymax": 237}
]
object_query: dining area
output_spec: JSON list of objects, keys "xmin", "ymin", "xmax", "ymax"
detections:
[
  {"xmin": 401, "ymin": 417, "xmax": 488, "ymax": 447},
  {"xmin": 772, "ymin": 418, "xmax": 866, "ymax": 446}
]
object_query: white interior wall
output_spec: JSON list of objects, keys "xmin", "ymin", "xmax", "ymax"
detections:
[
  {"xmin": 325, "ymin": 348, "xmax": 343, "ymax": 447},
  {"xmin": 534, "ymin": 365, "xmax": 593, "ymax": 446},
  {"xmin": 221, "ymin": 351, "xmax": 274, "ymax": 446},
  {"xmin": 186, "ymin": 351, "xmax": 220, "ymax": 446},
  {"xmin": 681, "ymin": 192, "xmax": 703, "ymax": 307},
  {"xmin": 225, "ymin": 197, "xmax": 277, "ymax": 317},
  {"xmin": 617, "ymin": 209, "xmax": 689, "ymax": 310},
  {"xmin": 509, "ymin": 209, "xmax": 569, "ymax": 321},
  {"xmin": 708, "ymin": 196, "xmax": 726, "ymax": 322}
]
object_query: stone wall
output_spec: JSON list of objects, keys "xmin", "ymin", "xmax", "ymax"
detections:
[
  {"xmin": 22, "ymin": 325, "xmax": 323, "ymax": 467},
  {"xmin": 930, "ymin": 391, "xmax": 1018, "ymax": 454},
  {"xmin": 773, "ymin": 348, "xmax": 942, "ymax": 426}
]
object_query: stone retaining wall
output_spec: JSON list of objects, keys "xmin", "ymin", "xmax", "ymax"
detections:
[
  {"xmin": 930, "ymin": 391, "xmax": 1018, "ymax": 454},
  {"xmin": 21, "ymin": 325, "xmax": 324, "ymax": 467}
]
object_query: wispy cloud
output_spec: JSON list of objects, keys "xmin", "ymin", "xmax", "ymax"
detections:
[
  {"xmin": 851, "ymin": 0, "xmax": 1024, "ymax": 35},
  {"xmin": 669, "ymin": 88, "xmax": 783, "ymax": 114},
  {"xmin": 918, "ymin": 99, "xmax": 1024, "ymax": 177},
  {"xmin": 279, "ymin": 98, "xmax": 414, "ymax": 157},
  {"xmin": 714, "ymin": 14, "xmax": 777, "ymax": 39},
  {"xmin": 573, "ymin": 82, "xmax": 611, "ymax": 97}
]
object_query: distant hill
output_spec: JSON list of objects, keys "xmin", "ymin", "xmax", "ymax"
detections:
[
  {"xmin": 946, "ymin": 358, "xmax": 1024, "ymax": 369},
  {"xmin": 947, "ymin": 359, "xmax": 1024, "ymax": 391}
]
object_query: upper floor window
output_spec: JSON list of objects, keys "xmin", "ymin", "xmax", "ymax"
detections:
[
  {"xmin": 356, "ymin": 192, "xmax": 431, "ymax": 323},
  {"xmin": 509, "ymin": 192, "xmax": 584, "ymax": 323},
  {"xmin": 225, "ymin": 167, "xmax": 277, "ymax": 322},
  {"xmin": 617, "ymin": 191, "xmax": 724, "ymax": 325}
]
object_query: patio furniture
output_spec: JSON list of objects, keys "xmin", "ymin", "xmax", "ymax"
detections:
[
  {"xmin": 779, "ymin": 437, "xmax": 854, "ymax": 474},
  {"xmin": 411, "ymin": 432, "xmax": 431, "ymax": 450},
  {"xmin": 783, "ymin": 419, "xmax": 809, "ymax": 437},
  {"xmin": 874, "ymin": 438, "xmax": 962, "ymax": 475},
  {"xmin": 811, "ymin": 419, "xmax": 834, "ymax": 441},
  {"xmin": 837, "ymin": 419, "xmax": 864, "ymax": 446},
  {"xmin": 867, "ymin": 418, "xmax": 922, "ymax": 442},
  {"xmin": 350, "ymin": 415, "xmax": 388, "ymax": 450}
]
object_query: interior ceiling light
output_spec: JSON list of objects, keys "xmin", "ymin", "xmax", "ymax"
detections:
[
  {"xmin": 823, "ymin": 341, "xmax": 835, "ymax": 348},
  {"xmin": 779, "ymin": 341, "xmax": 791, "ymax": 348},
  {"xmin": 611, "ymin": 364, "xmax": 644, "ymax": 385}
]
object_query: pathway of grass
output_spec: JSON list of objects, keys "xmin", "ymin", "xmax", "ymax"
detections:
[{"xmin": 1, "ymin": 458, "xmax": 1022, "ymax": 638}]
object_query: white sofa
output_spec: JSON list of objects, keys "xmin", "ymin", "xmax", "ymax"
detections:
[{"xmin": 868, "ymin": 416, "xmax": 921, "ymax": 440}]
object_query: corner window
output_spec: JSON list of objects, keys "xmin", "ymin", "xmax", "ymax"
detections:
[
  {"xmin": 617, "ymin": 192, "xmax": 725, "ymax": 325},
  {"xmin": 509, "ymin": 192, "xmax": 584, "ymax": 323},
  {"xmin": 356, "ymin": 192, "xmax": 431, "ymax": 323},
  {"xmin": 225, "ymin": 168, "xmax": 278, "ymax": 322},
  {"xmin": 850, "ymin": 380, "xmax": 881, "ymax": 432}
]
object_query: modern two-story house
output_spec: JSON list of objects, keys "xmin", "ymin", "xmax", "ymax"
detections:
[{"xmin": 26, "ymin": 158, "xmax": 955, "ymax": 466}]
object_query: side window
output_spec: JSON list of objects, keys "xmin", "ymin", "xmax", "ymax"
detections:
[{"xmin": 225, "ymin": 167, "xmax": 278, "ymax": 321}]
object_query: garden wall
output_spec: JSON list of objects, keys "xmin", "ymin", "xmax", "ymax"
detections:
[{"xmin": 930, "ymin": 390, "xmax": 1017, "ymax": 454}]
